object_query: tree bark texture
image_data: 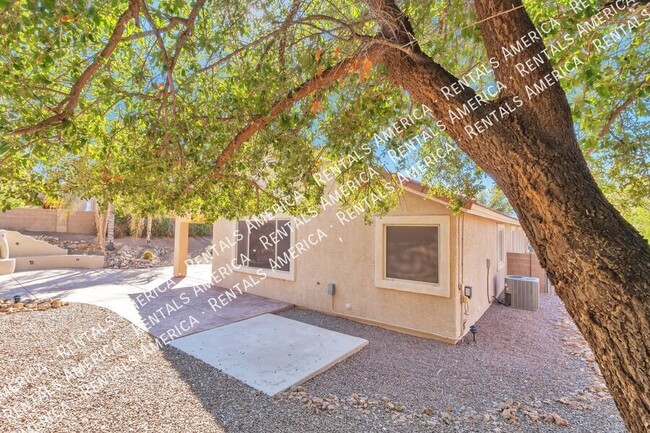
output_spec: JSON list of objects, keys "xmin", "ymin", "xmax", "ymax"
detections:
[{"xmin": 365, "ymin": 1, "xmax": 650, "ymax": 431}]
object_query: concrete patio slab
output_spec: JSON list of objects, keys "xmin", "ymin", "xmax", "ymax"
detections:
[
  {"xmin": 171, "ymin": 313, "xmax": 369, "ymax": 395},
  {"xmin": 128, "ymin": 284, "xmax": 292, "ymax": 339}
]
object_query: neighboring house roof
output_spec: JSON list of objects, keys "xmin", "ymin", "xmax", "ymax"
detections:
[{"xmin": 400, "ymin": 178, "xmax": 520, "ymax": 225}]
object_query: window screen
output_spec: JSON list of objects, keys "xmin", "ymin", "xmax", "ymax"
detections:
[
  {"xmin": 236, "ymin": 221, "xmax": 249, "ymax": 266},
  {"xmin": 274, "ymin": 220, "xmax": 292, "ymax": 271},
  {"xmin": 236, "ymin": 220, "xmax": 291, "ymax": 271},
  {"xmin": 385, "ymin": 225, "xmax": 439, "ymax": 284}
]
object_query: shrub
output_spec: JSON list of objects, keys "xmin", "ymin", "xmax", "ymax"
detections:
[{"xmin": 111, "ymin": 215, "xmax": 212, "ymax": 238}]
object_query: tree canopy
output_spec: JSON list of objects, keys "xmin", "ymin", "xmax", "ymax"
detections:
[
  {"xmin": 2, "ymin": 1, "xmax": 650, "ymax": 430},
  {"xmin": 0, "ymin": 0, "xmax": 647, "ymax": 233}
]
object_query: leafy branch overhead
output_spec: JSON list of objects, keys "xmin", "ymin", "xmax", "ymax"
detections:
[
  {"xmin": 0, "ymin": 0, "xmax": 643, "ymax": 218},
  {"xmin": 1, "ymin": 3, "xmax": 649, "ymax": 430},
  {"xmin": 1, "ymin": 0, "xmax": 646, "ymax": 225}
]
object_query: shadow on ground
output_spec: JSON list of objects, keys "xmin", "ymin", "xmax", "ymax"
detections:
[{"xmin": 153, "ymin": 294, "xmax": 626, "ymax": 433}]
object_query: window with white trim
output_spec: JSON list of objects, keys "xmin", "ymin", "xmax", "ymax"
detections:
[
  {"xmin": 385, "ymin": 225, "xmax": 439, "ymax": 284},
  {"xmin": 497, "ymin": 224, "xmax": 505, "ymax": 270},
  {"xmin": 236, "ymin": 219, "xmax": 292, "ymax": 272},
  {"xmin": 375, "ymin": 216, "xmax": 450, "ymax": 297}
]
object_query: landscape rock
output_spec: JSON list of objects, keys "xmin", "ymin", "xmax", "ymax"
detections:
[{"xmin": 0, "ymin": 298, "xmax": 69, "ymax": 314}]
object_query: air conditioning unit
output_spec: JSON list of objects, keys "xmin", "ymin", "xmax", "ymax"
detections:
[{"xmin": 505, "ymin": 275, "xmax": 539, "ymax": 311}]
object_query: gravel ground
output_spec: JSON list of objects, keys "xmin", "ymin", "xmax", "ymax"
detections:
[{"xmin": 0, "ymin": 294, "xmax": 625, "ymax": 432}]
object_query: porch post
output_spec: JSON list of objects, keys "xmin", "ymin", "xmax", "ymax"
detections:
[{"xmin": 173, "ymin": 217, "xmax": 190, "ymax": 277}]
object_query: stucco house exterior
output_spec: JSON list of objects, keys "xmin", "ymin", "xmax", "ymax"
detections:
[{"xmin": 211, "ymin": 181, "xmax": 528, "ymax": 343}]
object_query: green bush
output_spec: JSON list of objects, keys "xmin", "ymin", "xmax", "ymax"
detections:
[
  {"xmin": 150, "ymin": 217, "xmax": 174, "ymax": 237},
  {"xmin": 189, "ymin": 223, "xmax": 212, "ymax": 237},
  {"xmin": 111, "ymin": 215, "xmax": 212, "ymax": 238}
]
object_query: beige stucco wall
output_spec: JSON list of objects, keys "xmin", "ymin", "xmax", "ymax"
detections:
[
  {"xmin": 14, "ymin": 255, "xmax": 104, "ymax": 272},
  {"xmin": 0, "ymin": 230, "xmax": 67, "ymax": 257},
  {"xmin": 0, "ymin": 230, "xmax": 103, "ymax": 274},
  {"xmin": 65, "ymin": 211, "xmax": 97, "ymax": 234},
  {"xmin": 455, "ymin": 214, "xmax": 522, "ymax": 332},
  {"xmin": 211, "ymin": 191, "xmax": 521, "ymax": 343}
]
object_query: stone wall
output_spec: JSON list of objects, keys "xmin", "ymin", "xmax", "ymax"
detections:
[{"xmin": 0, "ymin": 208, "xmax": 96, "ymax": 234}]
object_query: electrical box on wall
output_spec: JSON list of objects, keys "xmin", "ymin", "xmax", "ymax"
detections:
[{"xmin": 327, "ymin": 283, "xmax": 336, "ymax": 296}]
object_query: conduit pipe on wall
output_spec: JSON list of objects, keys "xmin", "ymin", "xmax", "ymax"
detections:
[
  {"xmin": 329, "ymin": 212, "xmax": 470, "ymax": 343},
  {"xmin": 459, "ymin": 212, "xmax": 469, "ymax": 337},
  {"xmin": 487, "ymin": 258, "xmax": 493, "ymax": 304}
]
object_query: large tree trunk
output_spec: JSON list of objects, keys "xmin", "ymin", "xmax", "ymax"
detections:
[
  {"xmin": 494, "ymin": 126, "xmax": 650, "ymax": 433},
  {"xmin": 365, "ymin": 0, "xmax": 649, "ymax": 430}
]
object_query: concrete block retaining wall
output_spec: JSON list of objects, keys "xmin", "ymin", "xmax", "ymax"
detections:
[{"xmin": 0, "ymin": 208, "xmax": 96, "ymax": 234}]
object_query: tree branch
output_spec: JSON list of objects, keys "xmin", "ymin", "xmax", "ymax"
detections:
[
  {"xmin": 361, "ymin": 0, "xmax": 480, "ymax": 123},
  {"xmin": 174, "ymin": 45, "xmax": 384, "ymax": 199},
  {"xmin": 139, "ymin": 0, "xmax": 172, "ymax": 69},
  {"xmin": 191, "ymin": 14, "xmax": 370, "ymax": 82},
  {"xmin": 598, "ymin": 76, "xmax": 650, "ymax": 138},
  {"xmin": 0, "ymin": 0, "xmax": 18, "ymax": 18},
  {"xmin": 474, "ymin": 0, "xmax": 575, "ymax": 139},
  {"xmin": 195, "ymin": 27, "xmax": 285, "ymax": 76},
  {"xmin": 210, "ymin": 45, "xmax": 383, "ymax": 175},
  {"xmin": 168, "ymin": 0, "xmax": 207, "ymax": 73},
  {"xmin": 122, "ymin": 16, "xmax": 187, "ymax": 41},
  {"xmin": 8, "ymin": 0, "xmax": 141, "ymax": 137},
  {"xmin": 601, "ymin": 0, "xmax": 649, "ymax": 10},
  {"xmin": 278, "ymin": 0, "xmax": 302, "ymax": 69}
]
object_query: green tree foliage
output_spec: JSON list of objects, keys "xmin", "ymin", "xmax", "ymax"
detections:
[
  {"xmin": 476, "ymin": 184, "xmax": 514, "ymax": 216},
  {"xmin": 0, "ymin": 0, "xmax": 647, "ymax": 232}
]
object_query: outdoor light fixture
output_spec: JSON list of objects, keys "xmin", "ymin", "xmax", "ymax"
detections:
[
  {"xmin": 464, "ymin": 285, "xmax": 473, "ymax": 299},
  {"xmin": 469, "ymin": 324, "xmax": 478, "ymax": 343}
]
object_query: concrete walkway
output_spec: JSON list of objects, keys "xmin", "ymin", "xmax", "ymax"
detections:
[
  {"xmin": 0, "ymin": 265, "xmax": 290, "ymax": 338},
  {"xmin": 0, "ymin": 265, "xmax": 368, "ymax": 395}
]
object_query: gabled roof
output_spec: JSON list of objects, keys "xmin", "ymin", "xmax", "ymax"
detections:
[{"xmin": 399, "ymin": 177, "xmax": 520, "ymax": 225}]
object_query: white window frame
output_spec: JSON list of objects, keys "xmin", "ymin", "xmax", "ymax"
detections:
[
  {"xmin": 497, "ymin": 224, "xmax": 505, "ymax": 270},
  {"xmin": 232, "ymin": 218, "xmax": 296, "ymax": 281},
  {"xmin": 511, "ymin": 226, "xmax": 516, "ymax": 252},
  {"xmin": 375, "ymin": 215, "xmax": 450, "ymax": 297}
]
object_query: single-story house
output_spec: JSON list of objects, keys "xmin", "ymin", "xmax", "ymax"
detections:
[{"xmin": 211, "ymin": 180, "xmax": 528, "ymax": 343}]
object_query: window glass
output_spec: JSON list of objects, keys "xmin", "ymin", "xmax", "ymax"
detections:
[{"xmin": 385, "ymin": 225, "xmax": 439, "ymax": 284}]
